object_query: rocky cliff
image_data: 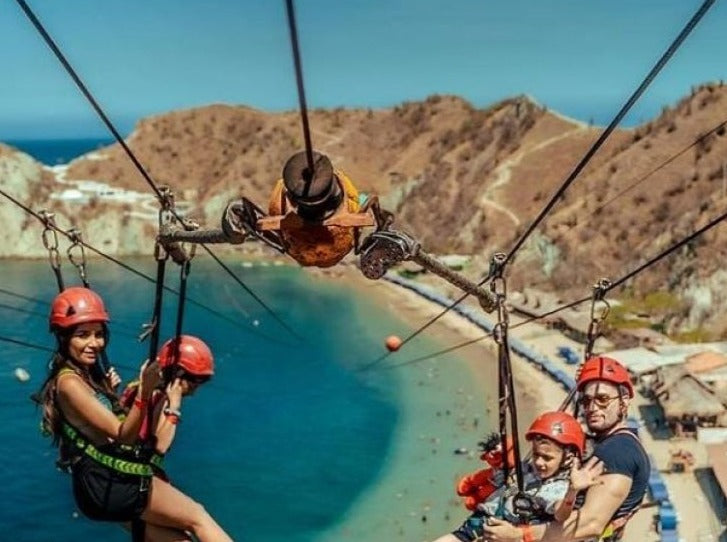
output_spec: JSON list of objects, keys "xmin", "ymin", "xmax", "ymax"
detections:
[{"xmin": 2, "ymin": 84, "xmax": 727, "ymax": 334}]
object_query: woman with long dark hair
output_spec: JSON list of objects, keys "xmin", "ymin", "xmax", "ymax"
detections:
[{"xmin": 37, "ymin": 287, "xmax": 232, "ymax": 542}]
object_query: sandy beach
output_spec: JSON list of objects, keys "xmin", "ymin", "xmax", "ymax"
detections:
[
  {"xmin": 313, "ymin": 271, "xmax": 550, "ymax": 542},
  {"xmin": 316, "ymin": 269, "xmax": 665, "ymax": 542}
]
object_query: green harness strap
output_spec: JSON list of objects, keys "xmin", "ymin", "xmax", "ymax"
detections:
[{"xmin": 62, "ymin": 423, "xmax": 163, "ymax": 476}]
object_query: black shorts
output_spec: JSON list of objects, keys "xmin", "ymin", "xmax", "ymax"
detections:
[{"xmin": 71, "ymin": 455, "xmax": 151, "ymax": 522}]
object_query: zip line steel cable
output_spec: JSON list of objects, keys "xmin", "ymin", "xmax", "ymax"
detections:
[
  {"xmin": 0, "ymin": 287, "xmax": 45, "ymax": 305},
  {"xmin": 385, "ymin": 113, "xmax": 727, "ymax": 364},
  {"xmin": 0, "ymin": 184, "xmax": 289, "ymax": 346},
  {"xmin": 374, "ymin": 297, "xmax": 588, "ymax": 371},
  {"xmin": 0, "ymin": 300, "xmax": 140, "ymax": 340},
  {"xmin": 1, "ymin": 334, "xmax": 260, "ymax": 398},
  {"xmin": 14, "ymin": 0, "xmax": 305, "ymax": 344},
  {"xmin": 290, "ymin": 0, "xmax": 464, "ymax": 370},
  {"xmin": 0, "ymin": 286, "xmax": 141, "ymax": 336},
  {"xmin": 381, "ymin": 194, "xmax": 727, "ymax": 371},
  {"xmin": 285, "ymin": 0, "xmax": 316, "ymax": 175},
  {"xmin": 503, "ymin": 0, "xmax": 715, "ymax": 265},
  {"xmin": 359, "ymin": 0, "xmax": 717, "ymax": 369},
  {"xmin": 0, "ymin": 335, "xmax": 53, "ymax": 353},
  {"xmin": 588, "ymin": 117, "xmax": 727, "ymax": 217}
]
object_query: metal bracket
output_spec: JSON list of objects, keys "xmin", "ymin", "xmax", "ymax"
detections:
[
  {"xmin": 358, "ymin": 230, "xmax": 418, "ymax": 280},
  {"xmin": 223, "ymin": 198, "xmax": 286, "ymax": 252},
  {"xmin": 66, "ymin": 228, "xmax": 88, "ymax": 287},
  {"xmin": 358, "ymin": 229, "xmax": 497, "ymax": 311},
  {"xmin": 585, "ymin": 277, "xmax": 612, "ymax": 359}
]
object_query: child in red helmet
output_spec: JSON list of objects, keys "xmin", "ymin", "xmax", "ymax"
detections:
[
  {"xmin": 121, "ymin": 335, "xmax": 215, "ymax": 455},
  {"xmin": 433, "ymin": 411, "xmax": 603, "ymax": 542},
  {"xmin": 37, "ymin": 288, "xmax": 232, "ymax": 542},
  {"xmin": 482, "ymin": 356, "xmax": 649, "ymax": 542}
]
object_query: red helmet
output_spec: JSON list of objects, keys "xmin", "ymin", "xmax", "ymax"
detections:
[
  {"xmin": 157, "ymin": 335, "xmax": 214, "ymax": 377},
  {"xmin": 526, "ymin": 411, "xmax": 585, "ymax": 456},
  {"xmin": 577, "ymin": 356, "xmax": 633, "ymax": 398},
  {"xmin": 49, "ymin": 287, "xmax": 110, "ymax": 330}
]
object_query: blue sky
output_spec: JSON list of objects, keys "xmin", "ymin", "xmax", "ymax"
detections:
[{"xmin": 2, "ymin": 0, "xmax": 726, "ymax": 138}]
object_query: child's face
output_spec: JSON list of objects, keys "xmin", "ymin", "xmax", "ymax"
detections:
[{"xmin": 530, "ymin": 438, "xmax": 565, "ymax": 479}]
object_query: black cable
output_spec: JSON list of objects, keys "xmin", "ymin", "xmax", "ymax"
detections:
[
  {"xmin": 0, "ymin": 287, "xmax": 45, "ymax": 305},
  {"xmin": 0, "ymin": 301, "xmax": 140, "ymax": 340},
  {"xmin": 202, "ymin": 246, "xmax": 305, "ymax": 342},
  {"xmin": 505, "ymin": 0, "xmax": 715, "ymax": 265},
  {"xmin": 146, "ymin": 257, "xmax": 167, "ymax": 366},
  {"xmin": 0, "ymin": 301, "xmax": 51, "ymax": 320},
  {"xmin": 360, "ymin": 0, "xmax": 716, "ymax": 367},
  {"xmin": 377, "ymin": 297, "xmax": 589, "ymax": 371},
  {"xmin": 175, "ymin": 260, "xmax": 190, "ymax": 341},
  {"xmin": 358, "ymin": 277, "xmax": 491, "ymax": 372},
  {"xmin": 381, "ymin": 200, "xmax": 727, "ymax": 371},
  {"xmin": 285, "ymin": 0, "xmax": 315, "ymax": 174},
  {"xmin": 590, "ymin": 117, "xmax": 727, "ymax": 216},
  {"xmin": 0, "ymin": 184, "xmax": 285, "ymax": 345},
  {"xmin": 13, "ymin": 0, "xmax": 164, "ymax": 203},
  {"xmin": 170, "ymin": 259, "xmax": 191, "ymax": 365},
  {"xmin": 15, "ymin": 0, "xmax": 302, "ymax": 343},
  {"xmin": 502, "ymin": 330, "xmax": 525, "ymax": 491},
  {"xmin": 0, "ymin": 334, "xmax": 54, "ymax": 353},
  {"xmin": 607, "ymin": 208, "xmax": 727, "ymax": 292}
]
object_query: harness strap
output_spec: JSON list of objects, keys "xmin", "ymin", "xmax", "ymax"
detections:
[
  {"xmin": 61, "ymin": 423, "xmax": 163, "ymax": 475},
  {"xmin": 597, "ymin": 428, "xmax": 647, "ymax": 541}
]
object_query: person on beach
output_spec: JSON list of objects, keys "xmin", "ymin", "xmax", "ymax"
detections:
[
  {"xmin": 36, "ymin": 287, "xmax": 232, "ymax": 542},
  {"xmin": 433, "ymin": 411, "xmax": 603, "ymax": 542},
  {"xmin": 481, "ymin": 356, "xmax": 650, "ymax": 542}
]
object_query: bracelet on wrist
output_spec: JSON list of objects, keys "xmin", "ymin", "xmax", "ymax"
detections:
[
  {"xmin": 521, "ymin": 525, "xmax": 535, "ymax": 542},
  {"xmin": 133, "ymin": 397, "xmax": 147, "ymax": 410},
  {"xmin": 163, "ymin": 407, "xmax": 181, "ymax": 419}
]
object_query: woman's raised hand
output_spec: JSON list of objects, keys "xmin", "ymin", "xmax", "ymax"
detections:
[
  {"xmin": 139, "ymin": 359, "xmax": 162, "ymax": 398},
  {"xmin": 165, "ymin": 378, "xmax": 183, "ymax": 410}
]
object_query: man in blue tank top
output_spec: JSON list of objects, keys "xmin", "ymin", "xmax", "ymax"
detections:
[{"xmin": 483, "ymin": 356, "xmax": 650, "ymax": 542}]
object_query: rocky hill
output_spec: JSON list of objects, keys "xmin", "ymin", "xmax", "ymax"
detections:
[{"xmin": 2, "ymin": 83, "xmax": 727, "ymax": 334}]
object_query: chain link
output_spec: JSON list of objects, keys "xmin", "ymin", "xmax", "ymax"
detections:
[
  {"xmin": 584, "ymin": 278, "xmax": 612, "ymax": 360},
  {"xmin": 66, "ymin": 228, "xmax": 89, "ymax": 287},
  {"xmin": 489, "ymin": 252, "xmax": 509, "ymax": 344},
  {"xmin": 39, "ymin": 210, "xmax": 64, "ymax": 290}
]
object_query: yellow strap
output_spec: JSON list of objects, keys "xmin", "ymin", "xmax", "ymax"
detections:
[{"xmin": 62, "ymin": 423, "xmax": 161, "ymax": 476}]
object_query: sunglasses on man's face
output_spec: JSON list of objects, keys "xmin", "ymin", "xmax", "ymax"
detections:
[{"xmin": 578, "ymin": 393, "xmax": 620, "ymax": 409}]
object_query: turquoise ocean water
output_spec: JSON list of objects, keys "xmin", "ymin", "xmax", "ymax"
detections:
[
  {"xmin": 0, "ymin": 140, "xmax": 492, "ymax": 540},
  {"xmin": 0, "ymin": 258, "xmax": 483, "ymax": 541}
]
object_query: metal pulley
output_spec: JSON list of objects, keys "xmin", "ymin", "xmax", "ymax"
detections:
[
  {"xmin": 282, "ymin": 150, "xmax": 342, "ymax": 221},
  {"xmin": 584, "ymin": 277, "xmax": 612, "ymax": 360},
  {"xmin": 358, "ymin": 230, "xmax": 418, "ymax": 280},
  {"xmin": 358, "ymin": 229, "xmax": 497, "ymax": 312},
  {"xmin": 155, "ymin": 187, "xmax": 197, "ymax": 265}
]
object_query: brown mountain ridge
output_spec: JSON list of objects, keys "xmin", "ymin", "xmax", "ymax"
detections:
[{"xmin": 2, "ymin": 83, "xmax": 727, "ymax": 335}]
